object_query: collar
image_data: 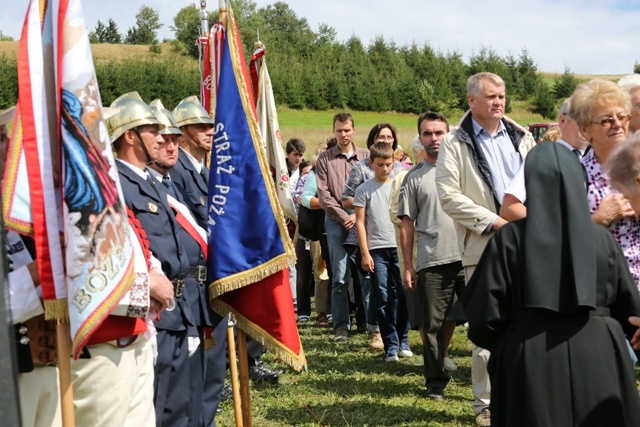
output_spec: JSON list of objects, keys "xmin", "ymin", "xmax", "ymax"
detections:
[
  {"xmin": 117, "ymin": 158, "xmax": 148, "ymax": 180},
  {"xmin": 471, "ymin": 117, "xmax": 506, "ymax": 138},
  {"xmin": 148, "ymin": 167, "xmax": 166, "ymax": 183},
  {"xmin": 180, "ymin": 147, "xmax": 204, "ymax": 173}
]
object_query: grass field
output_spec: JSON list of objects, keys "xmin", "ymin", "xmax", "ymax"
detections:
[{"xmin": 216, "ymin": 319, "xmax": 477, "ymax": 427}]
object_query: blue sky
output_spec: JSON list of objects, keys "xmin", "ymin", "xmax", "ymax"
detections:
[{"xmin": 3, "ymin": 0, "xmax": 640, "ymax": 75}]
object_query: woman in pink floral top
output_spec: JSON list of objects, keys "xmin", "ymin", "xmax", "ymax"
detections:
[{"xmin": 571, "ymin": 79, "xmax": 640, "ymax": 287}]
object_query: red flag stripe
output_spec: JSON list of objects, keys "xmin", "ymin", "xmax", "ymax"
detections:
[{"xmin": 18, "ymin": 2, "xmax": 66, "ymax": 302}]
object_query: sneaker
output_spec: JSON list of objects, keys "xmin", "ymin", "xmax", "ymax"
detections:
[
  {"xmin": 298, "ymin": 315, "xmax": 310, "ymax": 324},
  {"xmin": 385, "ymin": 348, "xmax": 399, "ymax": 362},
  {"xmin": 248, "ymin": 360, "xmax": 279, "ymax": 384},
  {"xmin": 475, "ymin": 407, "xmax": 491, "ymax": 427},
  {"xmin": 443, "ymin": 356, "xmax": 457, "ymax": 372},
  {"xmin": 426, "ymin": 386, "xmax": 444, "ymax": 401},
  {"xmin": 398, "ymin": 344, "xmax": 413, "ymax": 358},
  {"xmin": 370, "ymin": 331, "xmax": 384, "ymax": 350},
  {"xmin": 334, "ymin": 327, "xmax": 349, "ymax": 342}
]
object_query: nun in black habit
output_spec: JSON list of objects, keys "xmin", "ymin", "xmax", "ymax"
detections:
[{"xmin": 462, "ymin": 142, "xmax": 640, "ymax": 427}]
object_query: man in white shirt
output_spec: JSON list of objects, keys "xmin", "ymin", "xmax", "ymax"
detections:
[{"xmin": 500, "ymin": 97, "xmax": 589, "ymax": 221}]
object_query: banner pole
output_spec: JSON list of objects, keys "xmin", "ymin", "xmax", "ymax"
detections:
[
  {"xmin": 237, "ymin": 329, "xmax": 252, "ymax": 427},
  {"xmin": 56, "ymin": 322, "xmax": 75, "ymax": 427},
  {"xmin": 227, "ymin": 321, "xmax": 243, "ymax": 427}
]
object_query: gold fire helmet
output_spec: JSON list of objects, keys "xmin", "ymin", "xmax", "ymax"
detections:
[
  {"xmin": 149, "ymin": 99, "xmax": 181, "ymax": 135},
  {"xmin": 106, "ymin": 92, "xmax": 160, "ymax": 142},
  {"xmin": 172, "ymin": 95, "xmax": 214, "ymax": 128}
]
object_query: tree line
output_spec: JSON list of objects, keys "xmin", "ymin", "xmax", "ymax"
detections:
[{"xmin": 0, "ymin": 1, "xmax": 597, "ymax": 117}]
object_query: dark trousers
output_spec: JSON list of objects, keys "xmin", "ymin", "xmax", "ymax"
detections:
[
  {"xmin": 154, "ymin": 329, "xmax": 190, "ymax": 427},
  {"xmin": 202, "ymin": 315, "xmax": 228, "ymax": 427},
  {"xmin": 417, "ymin": 262, "xmax": 464, "ymax": 388},
  {"xmin": 188, "ymin": 326, "xmax": 205, "ymax": 427},
  {"xmin": 295, "ymin": 238, "xmax": 314, "ymax": 316}
]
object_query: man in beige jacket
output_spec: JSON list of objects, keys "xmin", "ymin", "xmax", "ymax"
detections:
[{"xmin": 435, "ymin": 72, "xmax": 536, "ymax": 426}]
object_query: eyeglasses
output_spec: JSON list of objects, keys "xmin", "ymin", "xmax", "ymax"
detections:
[
  {"xmin": 376, "ymin": 135, "xmax": 395, "ymax": 142},
  {"xmin": 591, "ymin": 114, "xmax": 630, "ymax": 128}
]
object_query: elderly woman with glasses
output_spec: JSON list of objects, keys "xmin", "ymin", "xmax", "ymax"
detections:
[{"xmin": 571, "ymin": 79, "xmax": 640, "ymax": 288}]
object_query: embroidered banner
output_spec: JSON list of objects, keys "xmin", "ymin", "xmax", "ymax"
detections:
[
  {"xmin": 207, "ymin": 4, "xmax": 305, "ymax": 371},
  {"xmin": 4, "ymin": 0, "xmax": 146, "ymax": 358}
]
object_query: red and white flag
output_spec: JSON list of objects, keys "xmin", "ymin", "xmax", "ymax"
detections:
[{"xmin": 250, "ymin": 45, "xmax": 298, "ymax": 228}]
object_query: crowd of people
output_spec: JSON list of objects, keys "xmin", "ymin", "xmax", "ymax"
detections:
[
  {"xmin": 6, "ymin": 70, "xmax": 640, "ymax": 427},
  {"xmin": 286, "ymin": 71, "xmax": 640, "ymax": 427}
]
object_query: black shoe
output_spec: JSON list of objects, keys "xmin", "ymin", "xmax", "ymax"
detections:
[
  {"xmin": 426, "ymin": 386, "xmax": 444, "ymax": 401},
  {"xmin": 220, "ymin": 383, "xmax": 233, "ymax": 402},
  {"xmin": 248, "ymin": 360, "xmax": 279, "ymax": 384}
]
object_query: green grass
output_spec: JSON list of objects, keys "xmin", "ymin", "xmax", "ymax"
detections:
[{"xmin": 215, "ymin": 321, "xmax": 477, "ymax": 426}]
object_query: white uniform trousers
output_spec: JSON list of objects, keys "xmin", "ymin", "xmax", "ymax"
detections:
[
  {"xmin": 71, "ymin": 337, "xmax": 155, "ymax": 427},
  {"xmin": 19, "ymin": 365, "xmax": 62, "ymax": 427}
]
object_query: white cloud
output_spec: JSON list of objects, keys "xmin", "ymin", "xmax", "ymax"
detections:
[{"xmin": 2, "ymin": 0, "xmax": 639, "ymax": 74}]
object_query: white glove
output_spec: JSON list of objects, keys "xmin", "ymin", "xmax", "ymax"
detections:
[{"xmin": 188, "ymin": 336, "xmax": 201, "ymax": 358}]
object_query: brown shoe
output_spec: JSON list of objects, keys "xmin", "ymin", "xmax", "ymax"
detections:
[
  {"xmin": 370, "ymin": 331, "xmax": 384, "ymax": 349},
  {"xmin": 475, "ymin": 407, "xmax": 491, "ymax": 426}
]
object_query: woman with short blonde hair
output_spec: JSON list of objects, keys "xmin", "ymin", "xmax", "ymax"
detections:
[{"xmin": 571, "ymin": 78, "xmax": 640, "ymax": 288}]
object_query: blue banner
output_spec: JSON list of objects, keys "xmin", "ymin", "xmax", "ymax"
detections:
[{"xmin": 207, "ymin": 27, "xmax": 293, "ymax": 296}]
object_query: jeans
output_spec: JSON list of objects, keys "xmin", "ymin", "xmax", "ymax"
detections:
[
  {"xmin": 369, "ymin": 248, "xmax": 409, "ymax": 352},
  {"xmin": 345, "ymin": 245, "xmax": 378, "ymax": 331},
  {"xmin": 325, "ymin": 216, "xmax": 350, "ymax": 330}
]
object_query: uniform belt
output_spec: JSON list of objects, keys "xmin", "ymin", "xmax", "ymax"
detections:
[
  {"xmin": 187, "ymin": 265, "xmax": 207, "ymax": 283},
  {"xmin": 171, "ymin": 278, "xmax": 185, "ymax": 298},
  {"xmin": 171, "ymin": 266, "xmax": 207, "ymax": 297}
]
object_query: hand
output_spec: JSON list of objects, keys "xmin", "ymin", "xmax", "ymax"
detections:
[
  {"xmin": 593, "ymin": 193, "xmax": 635, "ymax": 226},
  {"xmin": 403, "ymin": 268, "xmax": 417, "ymax": 291},
  {"xmin": 492, "ymin": 216, "xmax": 508, "ymax": 231},
  {"xmin": 361, "ymin": 253, "xmax": 374, "ymax": 273},
  {"xmin": 343, "ymin": 213, "xmax": 356, "ymax": 230},
  {"xmin": 149, "ymin": 269, "xmax": 174, "ymax": 312},
  {"xmin": 149, "ymin": 298, "xmax": 163, "ymax": 313},
  {"xmin": 629, "ymin": 316, "xmax": 640, "ymax": 350}
]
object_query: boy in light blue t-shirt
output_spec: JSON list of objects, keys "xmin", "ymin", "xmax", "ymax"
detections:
[{"xmin": 354, "ymin": 142, "xmax": 411, "ymax": 362}]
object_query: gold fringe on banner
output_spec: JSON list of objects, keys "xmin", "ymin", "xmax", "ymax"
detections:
[
  {"xmin": 44, "ymin": 298, "xmax": 69, "ymax": 322},
  {"xmin": 211, "ymin": 298, "xmax": 307, "ymax": 372},
  {"xmin": 208, "ymin": 253, "xmax": 291, "ymax": 299},
  {"xmin": 204, "ymin": 337, "xmax": 216, "ymax": 350}
]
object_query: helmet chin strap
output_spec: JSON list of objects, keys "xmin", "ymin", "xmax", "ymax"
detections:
[
  {"xmin": 181, "ymin": 127, "xmax": 205, "ymax": 159},
  {"xmin": 133, "ymin": 127, "xmax": 155, "ymax": 165},
  {"xmin": 154, "ymin": 160, "xmax": 171, "ymax": 170}
]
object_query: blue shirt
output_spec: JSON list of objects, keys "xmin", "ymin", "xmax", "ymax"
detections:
[{"xmin": 472, "ymin": 118, "xmax": 522, "ymax": 204}]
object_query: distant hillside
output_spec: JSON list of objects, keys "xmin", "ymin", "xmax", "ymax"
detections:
[
  {"xmin": 0, "ymin": 40, "xmax": 196, "ymax": 64},
  {"xmin": 3, "ymin": 41, "xmax": 623, "ymax": 81}
]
